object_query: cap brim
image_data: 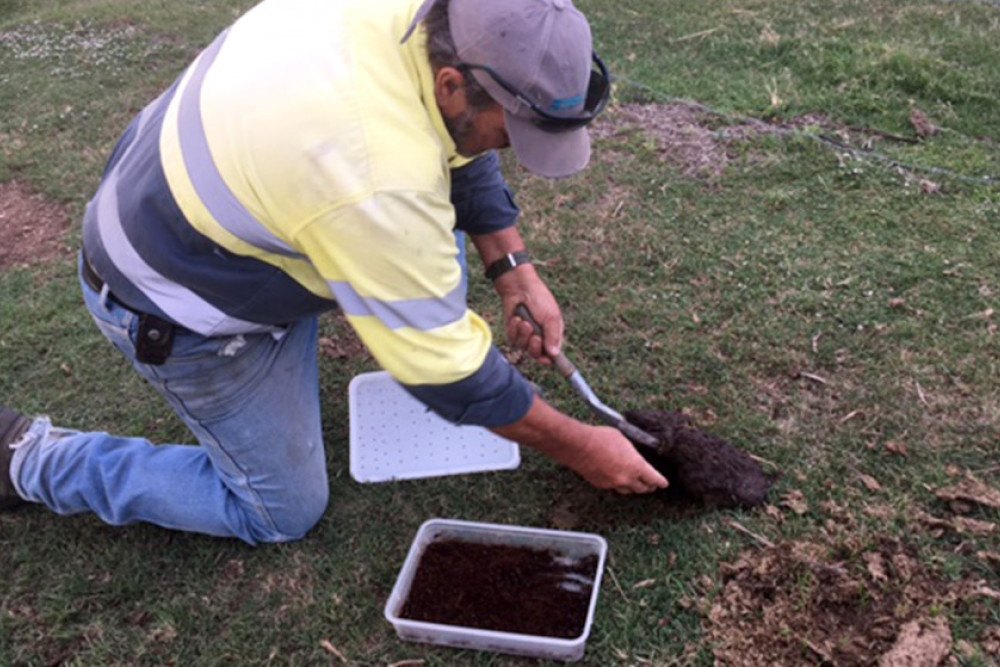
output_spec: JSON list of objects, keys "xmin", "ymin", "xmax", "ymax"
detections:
[{"xmin": 505, "ymin": 110, "xmax": 591, "ymax": 179}]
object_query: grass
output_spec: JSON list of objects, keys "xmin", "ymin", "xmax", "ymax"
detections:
[{"xmin": 2, "ymin": 0, "xmax": 999, "ymax": 665}]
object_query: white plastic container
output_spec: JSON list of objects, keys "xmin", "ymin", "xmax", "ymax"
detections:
[
  {"xmin": 348, "ymin": 371, "xmax": 520, "ymax": 483},
  {"xmin": 384, "ymin": 519, "xmax": 608, "ymax": 662}
]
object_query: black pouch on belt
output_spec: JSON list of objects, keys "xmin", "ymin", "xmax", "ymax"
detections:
[{"xmin": 135, "ymin": 313, "xmax": 176, "ymax": 365}]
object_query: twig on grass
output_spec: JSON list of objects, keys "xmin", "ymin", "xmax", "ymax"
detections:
[
  {"xmin": 320, "ymin": 639, "xmax": 348, "ymax": 663},
  {"xmin": 673, "ymin": 28, "xmax": 720, "ymax": 43},
  {"xmin": 388, "ymin": 661, "xmax": 426, "ymax": 667},
  {"xmin": 915, "ymin": 381, "xmax": 930, "ymax": 408},
  {"xmin": 747, "ymin": 452, "xmax": 780, "ymax": 471},
  {"xmin": 606, "ymin": 566, "xmax": 631, "ymax": 603},
  {"xmin": 799, "ymin": 372, "xmax": 828, "ymax": 385},
  {"xmin": 802, "ymin": 637, "xmax": 834, "ymax": 662},
  {"xmin": 723, "ymin": 518, "xmax": 775, "ymax": 549},
  {"xmin": 610, "ymin": 199, "xmax": 626, "ymax": 218},
  {"xmin": 838, "ymin": 410, "xmax": 863, "ymax": 424}
]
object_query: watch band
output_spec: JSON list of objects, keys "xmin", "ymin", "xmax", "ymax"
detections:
[{"xmin": 485, "ymin": 250, "xmax": 531, "ymax": 281}]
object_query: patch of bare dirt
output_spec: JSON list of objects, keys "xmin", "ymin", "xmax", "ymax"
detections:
[
  {"xmin": 591, "ymin": 103, "xmax": 927, "ymax": 184},
  {"xmin": 704, "ymin": 538, "xmax": 999, "ymax": 666},
  {"xmin": 0, "ymin": 180, "xmax": 75, "ymax": 270},
  {"xmin": 592, "ymin": 103, "xmax": 738, "ymax": 180}
]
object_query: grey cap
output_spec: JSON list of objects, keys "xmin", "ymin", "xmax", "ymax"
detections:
[{"xmin": 404, "ymin": 0, "xmax": 595, "ymax": 178}]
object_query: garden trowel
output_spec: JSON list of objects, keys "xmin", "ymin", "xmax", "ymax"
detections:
[
  {"xmin": 514, "ymin": 305, "xmax": 660, "ymax": 450},
  {"xmin": 515, "ymin": 306, "xmax": 773, "ymax": 508}
]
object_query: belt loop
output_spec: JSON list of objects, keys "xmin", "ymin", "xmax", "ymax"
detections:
[{"xmin": 98, "ymin": 283, "xmax": 112, "ymax": 310}]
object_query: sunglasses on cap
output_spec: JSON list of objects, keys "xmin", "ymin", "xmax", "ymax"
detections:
[{"xmin": 458, "ymin": 52, "xmax": 611, "ymax": 133}]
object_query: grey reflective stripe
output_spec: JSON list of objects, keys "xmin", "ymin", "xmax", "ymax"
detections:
[
  {"xmin": 178, "ymin": 29, "xmax": 304, "ymax": 259},
  {"xmin": 94, "ymin": 100, "xmax": 280, "ymax": 337},
  {"xmin": 328, "ymin": 281, "xmax": 467, "ymax": 331},
  {"xmin": 96, "ymin": 167, "xmax": 280, "ymax": 337}
]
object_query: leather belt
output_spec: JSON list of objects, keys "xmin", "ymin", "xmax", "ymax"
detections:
[
  {"xmin": 81, "ymin": 249, "xmax": 108, "ymax": 296},
  {"xmin": 80, "ymin": 248, "xmax": 153, "ymax": 316},
  {"xmin": 81, "ymin": 249, "xmax": 139, "ymax": 313}
]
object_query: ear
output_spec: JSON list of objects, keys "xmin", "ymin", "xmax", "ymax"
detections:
[{"xmin": 434, "ymin": 66, "xmax": 469, "ymax": 117}]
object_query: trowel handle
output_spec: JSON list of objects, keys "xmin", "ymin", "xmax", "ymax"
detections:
[{"xmin": 513, "ymin": 304, "xmax": 577, "ymax": 379}]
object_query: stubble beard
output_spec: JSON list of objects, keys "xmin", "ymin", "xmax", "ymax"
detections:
[{"xmin": 443, "ymin": 108, "xmax": 479, "ymax": 157}]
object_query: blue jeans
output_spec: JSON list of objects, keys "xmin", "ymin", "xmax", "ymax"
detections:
[{"xmin": 10, "ymin": 260, "xmax": 329, "ymax": 544}]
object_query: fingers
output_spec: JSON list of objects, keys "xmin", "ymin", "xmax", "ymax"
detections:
[
  {"xmin": 615, "ymin": 474, "xmax": 670, "ymax": 495},
  {"xmin": 506, "ymin": 316, "xmax": 549, "ymax": 363},
  {"xmin": 613, "ymin": 464, "xmax": 670, "ymax": 495},
  {"xmin": 574, "ymin": 426, "xmax": 671, "ymax": 495},
  {"xmin": 648, "ymin": 468, "xmax": 670, "ymax": 490},
  {"xmin": 546, "ymin": 315, "xmax": 564, "ymax": 359}
]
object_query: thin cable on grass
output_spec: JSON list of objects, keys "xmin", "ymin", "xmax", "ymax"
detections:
[
  {"xmin": 937, "ymin": 0, "xmax": 1000, "ymax": 8},
  {"xmin": 810, "ymin": 135, "xmax": 1000, "ymax": 187},
  {"xmin": 616, "ymin": 77, "xmax": 1000, "ymax": 188}
]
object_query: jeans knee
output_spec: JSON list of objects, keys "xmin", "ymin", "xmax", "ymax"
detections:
[
  {"xmin": 290, "ymin": 485, "xmax": 329, "ymax": 538},
  {"xmin": 252, "ymin": 485, "xmax": 329, "ymax": 544}
]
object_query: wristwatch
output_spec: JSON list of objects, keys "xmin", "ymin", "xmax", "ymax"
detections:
[{"xmin": 485, "ymin": 250, "xmax": 531, "ymax": 282}]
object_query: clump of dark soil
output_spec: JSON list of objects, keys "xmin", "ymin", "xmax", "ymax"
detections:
[
  {"xmin": 400, "ymin": 540, "xmax": 597, "ymax": 638},
  {"xmin": 625, "ymin": 409, "xmax": 773, "ymax": 509}
]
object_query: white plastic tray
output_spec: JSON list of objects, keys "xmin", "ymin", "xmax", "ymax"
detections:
[
  {"xmin": 348, "ymin": 371, "xmax": 520, "ymax": 483},
  {"xmin": 384, "ymin": 519, "xmax": 608, "ymax": 662}
]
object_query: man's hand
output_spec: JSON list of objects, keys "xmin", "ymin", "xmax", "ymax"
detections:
[
  {"xmin": 495, "ymin": 268, "xmax": 563, "ymax": 363},
  {"xmin": 469, "ymin": 226, "xmax": 564, "ymax": 363},
  {"xmin": 568, "ymin": 425, "xmax": 669, "ymax": 494},
  {"xmin": 492, "ymin": 396, "xmax": 669, "ymax": 495}
]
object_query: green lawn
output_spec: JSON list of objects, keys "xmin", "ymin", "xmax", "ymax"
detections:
[{"xmin": 2, "ymin": 1, "xmax": 998, "ymax": 665}]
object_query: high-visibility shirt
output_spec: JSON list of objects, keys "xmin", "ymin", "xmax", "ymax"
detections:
[{"xmin": 81, "ymin": 0, "xmax": 534, "ymax": 427}]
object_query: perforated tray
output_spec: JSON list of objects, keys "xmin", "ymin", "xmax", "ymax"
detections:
[{"xmin": 348, "ymin": 371, "xmax": 520, "ymax": 483}]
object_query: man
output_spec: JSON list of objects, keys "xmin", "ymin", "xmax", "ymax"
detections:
[{"xmin": 1, "ymin": 0, "xmax": 667, "ymax": 544}]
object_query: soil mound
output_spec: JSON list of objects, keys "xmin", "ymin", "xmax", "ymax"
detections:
[{"xmin": 625, "ymin": 409, "xmax": 772, "ymax": 508}]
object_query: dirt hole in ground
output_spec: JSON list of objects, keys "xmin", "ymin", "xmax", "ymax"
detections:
[
  {"xmin": 704, "ymin": 538, "xmax": 999, "ymax": 666},
  {"xmin": 0, "ymin": 180, "xmax": 75, "ymax": 270}
]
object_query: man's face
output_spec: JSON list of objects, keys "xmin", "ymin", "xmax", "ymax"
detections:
[{"xmin": 443, "ymin": 99, "xmax": 510, "ymax": 157}]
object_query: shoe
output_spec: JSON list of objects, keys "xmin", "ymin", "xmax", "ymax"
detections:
[{"xmin": 1, "ymin": 404, "xmax": 30, "ymax": 510}]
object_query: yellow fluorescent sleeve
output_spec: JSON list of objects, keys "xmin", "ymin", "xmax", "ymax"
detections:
[{"xmin": 346, "ymin": 314, "xmax": 493, "ymax": 386}]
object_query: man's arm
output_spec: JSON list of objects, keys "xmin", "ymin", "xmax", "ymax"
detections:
[
  {"xmin": 469, "ymin": 226, "xmax": 563, "ymax": 361},
  {"xmin": 490, "ymin": 394, "xmax": 669, "ymax": 494},
  {"xmin": 450, "ymin": 153, "xmax": 562, "ymax": 361}
]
